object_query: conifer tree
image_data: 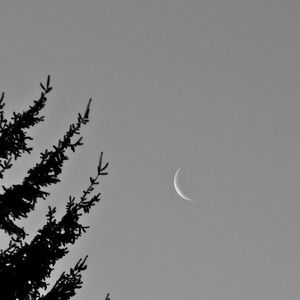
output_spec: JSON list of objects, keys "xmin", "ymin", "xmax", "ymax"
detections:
[{"xmin": 0, "ymin": 76, "xmax": 110, "ymax": 300}]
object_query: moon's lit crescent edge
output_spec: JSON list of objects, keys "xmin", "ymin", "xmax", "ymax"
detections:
[{"xmin": 174, "ymin": 167, "xmax": 194, "ymax": 201}]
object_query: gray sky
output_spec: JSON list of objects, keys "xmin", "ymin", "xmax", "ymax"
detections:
[{"xmin": 1, "ymin": 0, "xmax": 300, "ymax": 299}]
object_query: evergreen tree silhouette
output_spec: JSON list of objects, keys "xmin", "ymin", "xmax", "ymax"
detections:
[{"xmin": 0, "ymin": 76, "xmax": 110, "ymax": 300}]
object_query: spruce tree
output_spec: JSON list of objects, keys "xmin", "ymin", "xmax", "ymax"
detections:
[{"xmin": 0, "ymin": 76, "xmax": 110, "ymax": 300}]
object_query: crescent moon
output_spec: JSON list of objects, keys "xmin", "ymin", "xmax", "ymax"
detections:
[{"xmin": 174, "ymin": 167, "xmax": 194, "ymax": 201}]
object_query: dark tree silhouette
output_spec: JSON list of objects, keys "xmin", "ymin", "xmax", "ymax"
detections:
[{"xmin": 0, "ymin": 76, "xmax": 110, "ymax": 300}]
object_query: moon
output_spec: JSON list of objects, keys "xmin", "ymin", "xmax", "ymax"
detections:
[{"xmin": 174, "ymin": 167, "xmax": 194, "ymax": 201}]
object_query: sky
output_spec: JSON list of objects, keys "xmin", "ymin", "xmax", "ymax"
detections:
[{"xmin": 1, "ymin": 0, "xmax": 300, "ymax": 299}]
